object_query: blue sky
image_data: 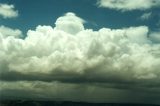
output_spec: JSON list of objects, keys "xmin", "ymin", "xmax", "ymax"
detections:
[
  {"xmin": 1, "ymin": 0, "xmax": 160, "ymax": 34},
  {"xmin": 1, "ymin": 0, "xmax": 160, "ymax": 104}
]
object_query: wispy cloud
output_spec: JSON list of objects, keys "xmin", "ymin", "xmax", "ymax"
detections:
[
  {"xmin": 140, "ymin": 12, "xmax": 152, "ymax": 20},
  {"xmin": 97, "ymin": 0, "xmax": 160, "ymax": 11}
]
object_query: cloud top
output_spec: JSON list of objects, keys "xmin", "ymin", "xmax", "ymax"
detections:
[{"xmin": 55, "ymin": 12, "xmax": 85, "ymax": 34}]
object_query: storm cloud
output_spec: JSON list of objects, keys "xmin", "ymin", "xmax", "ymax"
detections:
[{"xmin": 0, "ymin": 12, "xmax": 160, "ymax": 104}]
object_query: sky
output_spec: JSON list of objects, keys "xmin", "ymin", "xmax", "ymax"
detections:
[{"xmin": 0, "ymin": 0, "xmax": 160, "ymax": 105}]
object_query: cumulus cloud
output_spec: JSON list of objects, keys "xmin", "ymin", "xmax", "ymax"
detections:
[
  {"xmin": 0, "ymin": 3, "xmax": 18, "ymax": 18},
  {"xmin": 0, "ymin": 25, "xmax": 22, "ymax": 38},
  {"xmin": 97, "ymin": 0, "xmax": 160, "ymax": 11},
  {"xmin": 1, "ymin": 12, "xmax": 160, "ymax": 104}
]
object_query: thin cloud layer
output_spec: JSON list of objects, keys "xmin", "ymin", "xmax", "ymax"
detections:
[
  {"xmin": 0, "ymin": 3, "xmax": 18, "ymax": 18},
  {"xmin": 97, "ymin": 0, "xmax": 160, "ymax": 11},
  {"xmin": 0, "ymin": 12, "xmax": 160, "ymax": 103}
]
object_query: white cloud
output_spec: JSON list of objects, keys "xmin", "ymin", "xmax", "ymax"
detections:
[
  {"xmin": 0, "ymin": 3, "xmax": 18, "ymax": 18},
  {"xmin": 0, "ymin": 12, "xmax": 160, "ymax": 103},
  {"xmin": 55, "ymin": 12, "xmax": 85, "ymax": 35},
  {"xmin": 97, "ymin": 0, "xmax": 160, "ymax": 11},
  {"xmin": 140, "ymin": 12, "xmax": 152, "ymax": 20},
  {"xmin": 150, "ymin": 32, "xmax": 160, "ymax": 43},
  {"xmin": 0, "ymin": 25, "xmax": 22, "ymax": 38}
]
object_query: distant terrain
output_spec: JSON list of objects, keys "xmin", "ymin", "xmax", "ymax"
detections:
[{"xmin": 0, "ymin": 100, "xmax": 159, "ymax": 106}]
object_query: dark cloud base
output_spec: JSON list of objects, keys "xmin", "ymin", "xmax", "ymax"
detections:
[{"xmin": 0, "ymin": 100, "xmax": 159, "ymax": 106}]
